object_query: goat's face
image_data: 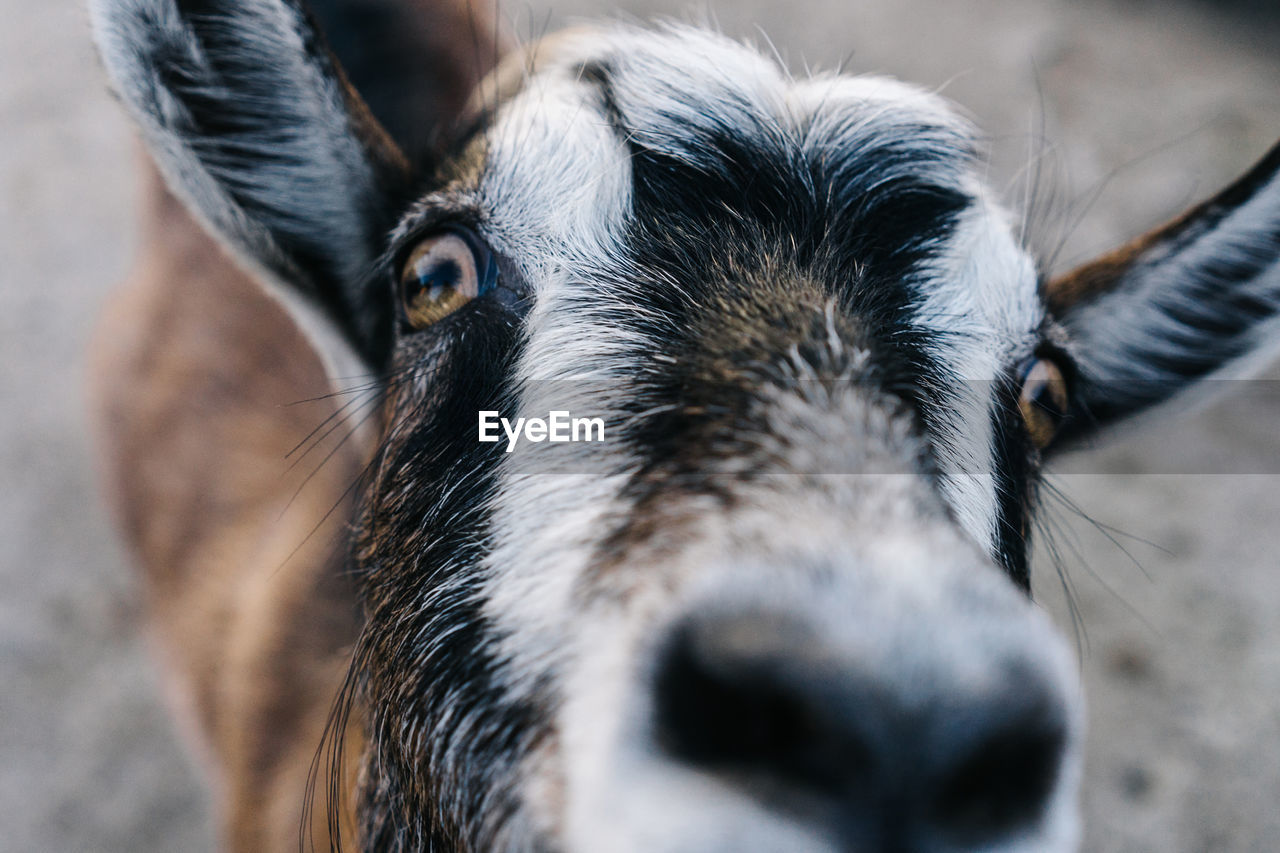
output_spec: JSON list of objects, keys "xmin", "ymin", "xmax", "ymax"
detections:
[
  {"xmin": 94, "ymin": 3, "xmax": 1280, "ymax": 851},
  {"xmin": 356, "ymin": 29, "xmax": 1081, "ymax": 851}
]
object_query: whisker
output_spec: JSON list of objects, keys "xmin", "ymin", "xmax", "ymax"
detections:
[
  {"xmin": 1038, "ymin": 477, "xmax": 1163, "ymax": 637},
  {"xmin": 280, "ymin": 400, "xmax": 384, "ymax": 525},
  {"xmin": 1033, "ymin": 507, "xmax": 1089, "ymax": 660},
  {"xmin": 286, "ymin": 392, "xmax": 379, "ymax": 464},
  {"xmin": 1042, "ymin": 477, "xmax": 1163, "ymax": 578}
]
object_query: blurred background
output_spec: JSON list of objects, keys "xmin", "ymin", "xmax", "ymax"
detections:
[{"xmin": 2, "ymin": 0, "xmax": 1278, "ymax": 850}]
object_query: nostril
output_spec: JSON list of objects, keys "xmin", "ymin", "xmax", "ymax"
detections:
[
  {"xmin": 650, "ymin": 614, "xmax": 1075, "ymax": 847},
  {"xmin": 652, "ymin": 619, "xmax": 867, "ymax": 796},
  {"xmin": 930, "ymin": 702, "xmax": 1067, "ymax": 845}
]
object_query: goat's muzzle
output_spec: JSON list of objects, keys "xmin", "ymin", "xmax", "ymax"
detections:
[{"xmin": 562, "ymin": 541, "xmax": 1083, "ymax": 853}]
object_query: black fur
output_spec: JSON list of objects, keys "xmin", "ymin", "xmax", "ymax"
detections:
[
  {"xmin": 353, "ymin": 299, "xmax": 551, "ymax": 851},
  {"xmin": 572, "ymin": 62, "xmax": 1029, "ymax": 572}
]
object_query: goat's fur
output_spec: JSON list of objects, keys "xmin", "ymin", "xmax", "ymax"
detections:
[{"xmin": 89, "ymin": 0, "xmax": 1280, "ymax": 850}]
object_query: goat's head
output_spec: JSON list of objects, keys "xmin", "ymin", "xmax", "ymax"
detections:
[{"xmin": 92, "ymin": 1, "xmax": 1280, "ymax": 850}]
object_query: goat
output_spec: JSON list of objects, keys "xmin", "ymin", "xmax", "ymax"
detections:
[{"xmin": 87, "ymin": 0, "xmax": 1280, "ymax": 850}]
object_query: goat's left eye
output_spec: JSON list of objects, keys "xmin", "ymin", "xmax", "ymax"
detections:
[
  {"xmin": 1018, "ymin": 358, "xmax": 1070, "ymax": 450},
  {"xmin": 398, "ymin": 230, "xmax": 496, "ymax": 329}
]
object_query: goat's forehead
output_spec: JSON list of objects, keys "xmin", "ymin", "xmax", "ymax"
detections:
[
  {"xmin": 472, "ymin": 27, "xmax": 975, "ymax": 195},
  {"xmin": 455, "ymin": 26, "xmax": 1009, "ymax": 278},
  {"xmin": 457, "ymin": 26, "xmax": 1038, "ymax": 317},
  {"xmin": 490, "ymin": 25, "xmax": 970, "ymax": 144},
  {"xmin": 426, "ymin": 26, "xmax": 1042, "ymax": 359}
]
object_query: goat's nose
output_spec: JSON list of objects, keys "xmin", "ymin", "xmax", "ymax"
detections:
[{"xmin": 652, "ymin": 611, "xmax": 1070, "ymax": 849}]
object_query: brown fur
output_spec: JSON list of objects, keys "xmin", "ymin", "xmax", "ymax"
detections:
[
  {"xmin": 88, "ymin": 162, "xmax": 368, "ymax": 851},
  {"xmin": 87, "ymin": 0, "xmax": 514, "ymax": 846}
]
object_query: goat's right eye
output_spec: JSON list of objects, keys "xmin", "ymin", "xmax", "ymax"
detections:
[{"xmin": 398, "ymin": 230, "xmax": 495, "ymax": 329}]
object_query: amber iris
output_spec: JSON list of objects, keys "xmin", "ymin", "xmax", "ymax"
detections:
[
  {"xmin": 1018, "ymin": 358, "xmax": 1070, "ymax": 450},
  {"xmin": 399, "ymin": 231, "xmax": 487, "ymax": 329}
]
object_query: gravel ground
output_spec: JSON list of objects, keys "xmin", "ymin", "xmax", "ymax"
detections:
[{"xmin": 2, "ymin": 0, "xmax": 1277, "ymax": 851}]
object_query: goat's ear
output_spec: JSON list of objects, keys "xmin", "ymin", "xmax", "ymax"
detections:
[
  {"xmin": 91, "ymin": 0, "xmax": 496, "ymax": 372},
  {"xmin": 1045, "ymin": 141, "xmax": 1280, "ymax": 448}
]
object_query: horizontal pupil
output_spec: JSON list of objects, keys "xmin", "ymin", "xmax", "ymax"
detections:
[
  {"xmin": 1031, "ymin": 384, "xmax": 1063, "ymax": 418},
  {"xmin": 413, "ymin": 259, "xmax": 463, "ymax": 298}
]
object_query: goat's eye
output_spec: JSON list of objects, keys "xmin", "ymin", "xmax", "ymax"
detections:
[
  {"xmin": 1018, "ymin": 358, "xmax": 1070, "ymax": 450},
  {"xmin": 398, "ymin": 230, "xmax": 495, "ymax": 329}
]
